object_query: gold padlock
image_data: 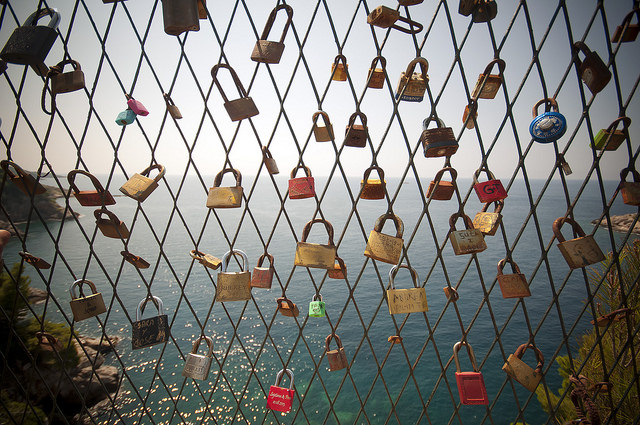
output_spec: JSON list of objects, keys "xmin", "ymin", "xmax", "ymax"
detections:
[
  {"xmin": 312, "ymin": 111, "xmax": 334, "ymax": 142},
  {"xmin": 68, "ymin": 169, "xmax": 116, "ymax": 207},
  {"xmin": 471, "ymin": 58, "xmax": 505, "ymax": 99},
  {"xmin": 163, "ymin": 93, "xmax": 182, "ymax": 119},
  {"xmin": 262, "ymin": 146, "xmax": 279, "ymax": 175},
  {"xmin": 367, "ymin": 55, "xmax": 386, "ymax": 89},
  {"xmin": 120, "ymin": 164, "xmax": 165, "ymax": 202},
  {"xmin": 386, "ymin": 263, "xmax": 428, "ymax": 315},
  {"xmin": 0, "ymin": 160, "xmax": 47, "ymax": 196},
  {"xmin": 277, "ymin": 296, "xmax": 299, "ymax": 317},
  {"xmin": 553, "ymin": 217, "xmax": 605, "ymax": 269},
  {"xmin": 592, "ymin": 116, "xmax": 631, "ymax": 151},
  {"xmin": 94, "ymin": 208, "xmax": 130, "ymax": 239},
  {"xmin": 367, "ymin": 6, "xmax": 423, "ymax": 34},
  {"xmin": 364, "ymin": 213, "xmax": 404, "ymax": 265},
  {"xmin": 327, "ymin": 256, "xmax": 347, "ymax": 279},
  {"xmin": 472, "ymin": 200, "xmax": 504, "ymax": 236},
  {"xmin": 449, "ymin": 212, "xmax": 487, "ymax": 255},
  {"xmin": 344, "ymin": 111, "xmax": 368, "ymax": 148},
  {"xmin": 395, "ymin": 57, "xmax": 429, "ymax": 102},
  {"xmin": 502, "ymin": 343, "xmax": 544, "ymax": 391},
  {"xmin": 620, "ymin": 167, "xmax": 640, "ymax": 206},
  {"xmin": 360, "ymin": 165, "xmax": 386, "ymax": 200},
  {"xmin": 496, "ymin": 258, "xmax": 530, "ymax": 298},
  {"xmin": 206, "ymin": 168, "xmax": 243, "ymax": 208},
  {"xmin": 250, "ymin": 4, "xmax": 293, "ymax": 64},
  {"xmin": 216, "ymin": 249, "xmax": 252, "ymax": 302},
  {"xmin": 426, "ymin": 167, "xmax": 457, "ymax": 200},
  {"xmin": 331, "ymin": 54, "xmax": 348, "ymax": 81},
  {"xmin": 190, "ymin": 249, "xmax": 222, "ymax": 269},
  {"xmin": 294, "ymin": 218, "xmax": 337, "ymax": 269},
  {"xmin": 19, "ymin": 251, "xmax": 51, "ymax": 269},
  {"xmin": 69, "ymin": 279, "xmax": 107, "ymax": 322},
  {"xmin": 326, "ymin": 333, "xmax": 348, "ymax": 371},
  {"xmin": 211, "ymin": 64, "xmax": 259, "ymax": 121},
  {"xmin": 462, "ymin": 99, "xmax": 478, "ymax": 129}
]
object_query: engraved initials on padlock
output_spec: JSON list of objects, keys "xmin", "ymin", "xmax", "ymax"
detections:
[
  {"xmin": 182, "ymin": 335, "xmax": 214, "ymax": 380},
  {"xmin": 386, "ymin": 264, "xmax": 428, "ymax": 315},
  {"xmin": 131, "ymin": 295, "xmax": 169, "ymax": 350},
  {"xmin": 364, "ymin": 213, "xmax": 404, "ymax": 265},
  {"xmin": 449, "ymin": 212, "xmax": 487, "ymax": 255},
  {"xmin": 473, "ymin": 167, "xmax": 507, "ymax": 203},
  {"xmin": 553, "ymin": 217, "xmax": 605, "ymax": 269},
  {"xmin": 216, "ymin": 250, "xmax": 252, "ymax": 302}
]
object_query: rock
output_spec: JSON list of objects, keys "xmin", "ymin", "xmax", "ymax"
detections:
[
  {"xmin": 78, "ymin": 335, "xmax": 121, "ymax": 354},
  {"xmin": 592, "ymin": 213, "xmax": 640, "ymax": 234},
  {"xmin": 28, "ymin": 287, "xmax": 48, "ymax": 305},
  {"xmin": 72, "ymin": 393, "xmax": 118, "ymax": 425}
]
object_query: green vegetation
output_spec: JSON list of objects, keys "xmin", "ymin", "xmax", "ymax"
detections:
[{"xmin": 0, "ymin": 391, "xmax": 47, "ymax": 425}]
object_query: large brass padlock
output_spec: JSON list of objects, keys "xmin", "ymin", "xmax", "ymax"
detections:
[
  {"xmin": 386, "ymin": 263, "xmax": 428, "ymax": 315},
  {"xmin": 502, "ymin": 343, "xmax": 544, "ymax": 391},
  {"xmin": 69, "ymin": 279, "xmax": 107, "ymax": 322},
  {"xmin": 472, "ymin": 0, "xmax": 497, "ymax": 23},
  {"xmin": 43, "ymin": 59, "xmax": 85, "ymax": 114},
  {"xmin": 462, "ymin": 99, "xmax": 478, "ymax": 129},
  {"xmin": 573, "ymin": 42, "xmax": 611, "ymax": 94},
  {"xmin": 277, "ymin": 296, "xmax": 299, "ymax": 317},
  {"xmin": 449, "ymin": 212, "xmax": 487, "ymax": 255},
  {"xmin": 331, "ymin": 54, "xmax": 348, "ymax": 81},
  {"xmin": 426, "ymin": 167, "xmax": 457, "ymax": 200},
  {"xmin": 251, "ymin": 4, "xmax": 293, "ymax": 64},
  {"xmin": 367, "ymin": 55, "xmax": 386, "ymax": 89},
  {"xmin": 327, "ymin": 256, "xmax": 347, "ymax": 280},
  {"xmin": 121, "ymin": 250, "xmax": 150, "ymax": 269},
  {"xmin": 216, "ymin": 249, "xmax": 252, "ymax": 302},
  {"xmin": 326, "ymin": 334, "xmax": 348, "ymax": 371},
  {"xmin": 132, "ymin": 295, "xmax": 170, "ymax": 349},
  {"xmin": 120, "ymin": 164, "xmax": 165, "ymax": 202},
  {"xmin": 207, "ymin": 168, "xmax": 243, "ymax": 208},
  {"xmin": 473, "ymin": 167, "xmax": 507, "ymax": 203},
  {"xmin": 190, "ymin": 249, "xmax": 222, "ymax": 270},
  {"xmin": 553, "ymin": 217, "xmax": 605, "ymax": 269},
  {"xmin": 312, "ymin": 111, "xmax": 334, "ymax": 142},
  {"xmin": 94, "ymin": 208, "xmax": 130, "ymax": 239},
  {"xmin": 420, "ymin": 117, "xmax": 458, "ymax": 158},
  {"xmin": 620, "ymin": 167, "xmax": 640, "ymax": 206},
  {"xmin": 251, "ymin": 253, "xmax": 274, "ymax": 289},
  {"xmin": 344, "ymin": 111, "xmax": 368, "ymax": 148},
  {"xmin": 262, "ymin": 146, "xmax": 279, "ymax": 175},
  {"xmin": 289, "ymin": 165, "xmax": 315, "ymax": 199},
  {"xmin": 0, "ymin": 160, "xmax": 47, "ymax": 196},
  {"xmin": 471, "ymin": 58, "xmax": 505, "ymax": 99},
  {"xmin": 473, "ymin": 200, "xmax": 503, "ymax": 236},
  {"xmin": 592, "ymin": 116, "xmax": 631, "ymax": 151},
  {"xmin": 612, "ymin": 8, "xmax": 640, "ymax": 43},
  {"xmin": 496, "ymin": 258, "xmax": 530, "ymax": 298},
  {"xmin": 453, "ymin": 341, "xmax": 489, "ymax": 405},
  {"xmin": 294, "ymin": 218, "xmax": 337, "ymax": 269},
  {"xmin": 395, "ymin": 57, "xmax": 429, "ymax": 102},
  {"xmin": 68, "ymin": 169, "xmax": 116, "ymax": 207},
  {"xmin": 161, "ymin": 0, "xmax": 199, "ymax": 36},
  {"xmin": 364, "ymin": 213, "xmax": 404, "ymax": 265},
  {"xmin": 163, "ymin": 93, "xmax": 182, "ymax": 119},
  {"xmin": 360, "ymin": 165, "xmax": 386, "ymax": 200},
  {"xmin": 182, "ymin": 335, "xmax": 214, "ymax": 380},
  {"xmin": 211, "ymin": 64, "xmax": 259, "ymax": 121},
  {"xmin": 19, "ymin": 251, "xmax": 51, "ymax": 269},
  {"xmin": 366, "ymin": 6, "xmax": 423, "ymax": 34}
]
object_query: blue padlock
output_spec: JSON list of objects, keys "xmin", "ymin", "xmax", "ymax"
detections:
[
  {"xmin": 529, "ymin": 98, "xmax": 567, "ymax": 143},
  {"xmin": 309, "ymin": 294, "xmax": 326, "ymax": 317},
  {"xmin": 115, "ymin": 108, "xmax": 136, "ymax": 126}
]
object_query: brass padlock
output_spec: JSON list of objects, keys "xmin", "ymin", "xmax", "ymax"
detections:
[
  {"xmin": 120, "ymin": 164, "xmax": 165, "ymax": 202},
  {"xmin": 388, "ymin": 335, "xmax": 403, "ymax": 344},
  {"xmin": 251, "ymin": 253, "xmax": 274, "ymax": 289},
  {"xmin": 162, "ymin": 0, "xmax": 199, "ymax": 36},
  {"xmin": 449, "ymin": 212, "xmax": 487, "ymax": 255},
  {"xmin": 289, "ymin": 165, "xmax": 315, "ymax": 199},
  {"xmin": 131, "ymin": 295, "xmax": 169, "ymax": 349},
  {"xmin": 553, "ymin": 217, "xmax": 605, "ymax": 269},
  {"xmin": 471, "ymin": 58, "xmax": 505, "ymax": 99},
  {"xmin": 35, "ymin": 331, "xmax": 62, "ymax": 352},
  {"xmin": 294, "ymin": 218, "xmax": 337, "ymax": 269},
  {"xmin": 190, "ymin": 249, "xmax": 222, "ymax": 270},
  {"xmin": 121, "ymin": 250, "xmax": 150, "ymax": 269},
  {"xmin": 216, "ymin": 249, "xmax": 252, "ymax": 302},
  {"xmin": 331, "ymin": 54, "xmax": 348, "ymax": 81},
  {"xmin": 0, "ymin": 160, "xmax": 47, "ymax": 196},
  {"xmin": 277, "ymin": 296, "xmax": 299, "ymax": 317},
  {"xmin": 163, "ymin": 93, "xmax": 182, "ymax": 119},
  {"xmin": 612, "ymin": 8, "xmax": 640, "ymax": 43},
  {"xmin": 68, "ymin": 169, "xmax": 116, "ymax": 207},
  {"xmin": 360, "ymin": 165, "xmax": 386, "ymax": 200},
  {"xmin": 573, "ymin": 42, "xmax": 611, "ymax": 95},
  {"xmin": 94, "ymin": 208, "xmax": 130, "ymax": 239},
  {"xmin": 427, "ymin": 167, "xmax": 457, "ymax": 200},
  {"xmin": 251, "ymin": 4, "xmax": 293, "ymax": 64},
  {"xmin": 262, "ymin": 146, "xmax": 279, "ymax": 175},
  {"xmin": 344, "ymin": 111, "xmax": 368, "ymax": 148},
  {"xmin": 395, "ymin": 57, "xmax": 429, "ymax": 102},
  {"xmin": 364, "ymin": 213, "xmax": 404, "ymax": 265},
  {"xmin": 386, "ymin": 263, "xmax": 428, "ymax": 315},
  {"xmin": 472, "ymin": 0, "xmax": 497, "ymax": 23},
  {"xmin": 473, "ymin": 200, "xmax": 504, "ymax": 236},
  {"xmin": 312, "ymin": 111, "xmax": 334, "ymax": 142},
  {"xmin": 592, "ymin": 116, "xmax": 631, "ymax": 151},
  {"xmin": 367, "ymin": 55, "xmax": 386, "ymax": 89},
  {"xmin": 206, "ymin": 168, "xmax": 243, "ymax": 208},
  {"xmin": 420, "ymin": 117, "xmax": 458, "ymax": 158},
  {"xmin": 366, "ymin": 6, "xmax": 423, "ymax": 34},
  {"xmin": 69, "ymin": 279, "xmax": 107, "ymax": 322},
  {"xmin": 42, "ymin": 59, "xmax": 85, "ymax": 114},
  {"xmin": 443, "ymin": 286, "xmax": 459, "ymax": 302},
  {"xmin": 620, "ymin": 167, "xmax": 640, "ymax": 206},
  {"xmin": 328, "ymin": 256, "xmax": 347, "ymax": 279},
  {"xmin": 182, "ymin": 335, "xmax": 214, "ymax": 380},
  {"xmin": 462, "ymin": 99, "xmax": 478, "ymax": 129},
  {"xmin": 502, "ymin": 343, "xmax": 544, "ymax": 391},
  {"xmin": 497, "ymin": 258, "xmax": 530, "ymax": 298},
  {"xmin": 19, "ymin": 251, "xmax": 51, "ymax": 269},
  {"xmin": 211, "ymin": 64, "xmax": 259, "ymax": 121},
  {"xmin": 326, "ymin": 334, "xmax": 348, "ymax": 371}
]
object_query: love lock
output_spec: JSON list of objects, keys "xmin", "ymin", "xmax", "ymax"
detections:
[
  {"xmin": 529, "ymin": 98, "xmax": 567, "ymax": 143},
  {"xmin": 251, "ymin": 4, "xmax": 293, "ymax": 64},
  {"xmin": 453, "ymin": 341, "xmax": 489, "ymax": 405},
  {"xmin": 67, "ymin": 169, "xmax": 116, "ymax": 207},
  {"xmin": 211, "ymin": 64, "xmax": 258, "ymax": 121}
]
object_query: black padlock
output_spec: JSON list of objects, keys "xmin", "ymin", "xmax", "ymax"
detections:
[
  {"xmin": 573, "ymin": 42, "xmax": 611, "ymax": 94},
  {"xmin": 472, "ymin": 0, "xmax": 497, "ymax": 23}
]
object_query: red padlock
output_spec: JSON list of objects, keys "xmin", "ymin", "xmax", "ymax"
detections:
[
  {"xmin": 251, "ymin": 253, "xmax": 274, "ymax": 289},
  {"xmin": 289, "ymin": 165, "xmax": 315, "ymax": 199},
  {"xmin": 67, "ymin": 169, "xmax": 116, "ymax": 207},
  {"xmin": 126, "ymin": 94, "xmax": 149, "ymax": 116},
  {"xmin": 267, "ymin": 368, "xmax": 295, "ymax": 413},
  {"xmin": 473, "ymin": 166, "xmax": 507, "ymax": 203},
  {"xmin": 453, "ymin": 341, "xmax": 489, "ymax": 405}
]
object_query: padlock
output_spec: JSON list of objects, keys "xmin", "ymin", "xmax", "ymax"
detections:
[
  {"xmin": 426, "ymin": 167, "xmax": 457, "ymax": 200},
  {"xmin": 308, "ymin": 294, "xmax": 326, "ymax": 317},
  {"xmin": 366, "ymin": 6, "xmax": 423, "ymax": 34},
  {"xmin": 453, "ymin": 341, "xmax": 489, "ymax": 405},
  {"xmin": 119, "ymin": 164, "xmax": 165, "ymax": 202},
  {"xmin": 197, "ymin": 0, "xmax": 207, "ymax": 19},
  {"xmin": 161, "ymin": 0, "xmax": 199, "ymax": 36},
  {"xmin": 592, "ymin": 116, "xmax": 631, "ymax": 151},
  {"xmin": 42, "ymin": 59, "xmax": 85, "ymax": 114},
  {"xmin": 289, "ymin": 165, "xmax": 315, "ymax": 199},
  {"xmin": 473, "ymin": 167, "xmax": 508, "ymax": 203},
  {"xmin": 35, "ymin": 331, "xmax": 62, "ymax": 351},
  {"xmin": 216, "ymin": 250, "xmax": 252, "ymax": 302},
  {"xmin": 121, "ymin": 250, "xmax": 150, "ymax": 269},
  {"xmin": 312, "ymin": 111, "xmax": 334, "ymax": 142},
  {"xmin": 94, "ymin": 208, "xmax": 130, "ymax": 239},
  {"xmin": 131, "ymin": 295, "xmax": 169, "ymax": 349},
  {"xmin": 294, "ymin": 219, "xmax": 337, "ymax": 269},
  {"xmin": 398, "ymin": 0, "xmax": 424, "ymax": 5},
  {"xmin": 386, "ymin": 263, "xmax": 428, "ymax": 315},
  {"xmin": 462, "ymin": 99, "xmax": 478, "ymax": 130},
  {"xmin": 388, "ymin": 335, "xmax": 403, "ymax": 344},
  {"xmin": 277, "ymin": 296, "xmax": 299, "ymax": 317},
  {"xmin": 69, "ymin": 279, "xmax": 107, "ymax": 322},
  {"xmin": 443, "ymin": 286, "xmax": 459, "ymax": 302},
  {"xmin": 327, "ymin": 256, "xmax": 347, "ymax": 279},
  {"xmin": 206, "ymin": 168, "xmax": 243, "ymax": 208},
  {"xmin": 251, "ymin": 4, "xmax": 293, "ymax": 64},
  {"xmin": 0, "ymin": 8, "xmax": 61, "ymax": 76},
  {"xmin": 262, "ymin": 146, "xmax": 279, "ymax": 175},
  {"xmin": 458, "ymin": 0, "xmax": 478, "ymax": 16},
  {"xmin": 395, "ymin": 57, "xmax": 429, "ymax": 102},
  {"xmin": 190, "ymin": 249, "xmax": 222, "ymax": 269},
  {"xmin": 553, "ymin": 217, "xmax": 605, "ymax": 269},
  {"xmin": 472, "ymin": 0, "xmax": 497, "ymax": 23},
  {"xmin": 592, "ymin": 306, "xmax": 631, "ymax": 327},
  {"xmin": 366, "ymin": 55, "xmax": 386, "ymax": 89},
  {"xmin": 473, "ymin": 200, "xmax": 504, "ymax": 236},
  {"xmin": 19, "ymin": 251, "xmax": 51, "ymax": 269},
  {"xmin": 420, "ymin": 117, "xmax": 458, "ymax": 158},
  {"xmin": 211, "ymin": 64, "xmax": 259, "ymax": 121},
  {"xmin": 529, "ymin": 98, "xmax": 567, "ymax": 143},
  {"xmin": 360, "ymin": 165, "xmax": 386, "ymax": 200},
  {"xmin": 126, "ymin": 94, "xmax": 149, "ymax": 116},
  {"xmin": 267, "ymin": 369, "xmax": 294, "ymax": 413},
  {"xmin": 449, "ymin": 212, "xmax": 487, "ymax": 255},
  {"xmin": 502, "ymin": 343, "xmax": 544, "ymax": 392},
  {"xmin": 163, "ymin": 93, "xmax": 182, "ymax": 119},
  {"xmin": 573, "ymin": 42, "xmax": 611, "ymax": 95},
  {"xmin": 496, "ymin": 258, "xmax": 530, "ymax": 298},
  {"xmin": 67, "ymin": 169, "xmax": 116, "ymax": 207},
  {"xmin": 344, "ymin": 111, "xmax": 368, "ymax": 148},
  {"xmin": 115, "ymin": 108, "xmax": 136, "ymax": 126},
  {"xmin": 471, "ymin": 58, "xmax": 505, "ymax": 99},
  {"xmin": 0, "ymin": 160, "xmax": 47, "ymax": 196},
  {"xmin": 251, "ymin": 253, "xmax": 274, "ymax": 289},
  {"xmin": 559, "ymin": 154, "xmax": 573, "ymax": 175},
  {"xmin": 326, "ymin": 334, "xmax": 348, "ymax": 371},
  {"xmin": 182, "ymin": 335, "xmax": 214, "ymax": 380},
  {"xmin": 619, "ymin": 167, "xmax": 640, "ymax": 206},
  {"xmin": 331, "ymin": 54, "xmax": 348, "ymax": 81},
  {"xmin": 612, "ymin": 8, "xmax": 640, "ymax": 43},
  {"xmin": 364, "ymin": 213, "xmax": 404, "ymax": 265}
]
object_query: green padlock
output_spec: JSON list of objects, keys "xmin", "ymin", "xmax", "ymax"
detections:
[{"xmin": 309, "ymin": 294, "xmax": 326, "ymax": 317}]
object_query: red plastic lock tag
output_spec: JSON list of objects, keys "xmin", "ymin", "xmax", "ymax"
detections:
[{"xmin": 267, "ymin": 368, "xmax": 295, "ymax": 413}]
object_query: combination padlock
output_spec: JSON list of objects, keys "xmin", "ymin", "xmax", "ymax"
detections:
[
  {"xmin": 131, "ymin": 295, "xmax": 169, "ymax": 349},
  {"xmin": 367, "ymin": 6, "xmax": 423, "ymax": 34},
  {"xmin": 453, "ymin": 341, "xmax": 489, "ymax": 405},
  {"xmin": 420, "ymin": 117, "xmax": 458, "ymax": 158},
  {"xmin": 366, "ymin": 55, "xmax": 386, "ymax": 89},
  {"xmin": 395, "ymin": 57, "xmax": 429, "ymax": 102},
  {"xmin": 206, "ymin": 168, "xmax": 243, "ymax": 208},
  {"xmin": 182, "ymin": 335, "xmax": 214, "ymax": 380},
  {"xmin": 386, "ymin": 263, "xmax": 428, "ymax": 315},
  {"xmin": 573, "ymin": 42, "xmax": 611, "ymax": 94},
  {"xmin": 553, "ymin": 217, "xmax": 605, "ymax": 269},
  {"xmin": 68, "ymin": 169, "xmax": 116, "ymax": 207},
  {"xmin": 216, "ymin": 250, "xmax": 252, "ymax": 302},
  {"xmin": 312, "ymin": 111, "xmax": 334, "ymax": 142},
  {"xmin": 69, "ymin": 279, "xmax": 107, "ymax": 322},
  {"xmin": 592, "ymin": 116, "xmax": 631, "ymax": 151},
  {"xmin": 161, "ymin": 0, "xmax": 199, "ymax": 36},
  {"xmin": 529, "ymin": 98, "xmax": 567, "ymax": 143},
  {"xmin": 0, "ymin": 160, "xmax": 47, "ymax": 196},
  {"xmin": 119, "ymin": 164, "xmax": 165, "ymax": 202},
  {"xmin": 344, "ymin": 111, "xmax": 368, "ymax": 147},
  {"xmin": 496, "ymin": 258, "xmax": 531, "ymax": 298},
  {"xmin": 251, "ymin": 4, "xmax": 293, "ymax": 64},
  {"xmin": 211, "ymin": 64, "xmax": 259, "ymax": 121},
  {"xmin": 364, "ymin": 213, "xmax": 404, "ymax": 265},
  {"xmin": 471, "ymin": 58, "xmax": 505, "ymax": 99},
  {"xmin": 426, "ymin": 167, "xmax": 457, "ymax": 200},
  {"xmin": 294, "ymin": 219, "xmax": 337, "ymax": 269},
  {"xmin": 449, "ymin": 212, "xmax": 487, "ymax": 255},
  {"xmin": 289, "ymin": 165, "xmax": 315, "ymax": 199}
]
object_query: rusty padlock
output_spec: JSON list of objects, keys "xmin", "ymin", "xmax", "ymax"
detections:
[
  {"xmin": 182, "ymin": 335, "xmax": 214, "ymax": 380},
  {"xmin": 473, "ymin": 167, "xmax": 507, "ymax": 203},
  {"xmin": 120, "ymin": 164, "xmax": 165, "ymax": 202},
  {"xmin": 69, "ymin": 279, "xmax": 107, "ymax": 322},
  {"xmin": 35, "ymin": 331, "xmax": 62, "ymax": 351},
  {"xmin": 216, "ymin": 249, "xmax": 252, "ymax": 302},
  {"xmin": 398, "ymin": 0, "xmax": 424, "ymax": 5},
  {"xmin": 453, "ymin": 341, "xmax": 489, "ymax": 405},
  {"xmin": 251, "ymin": 253, "xmax": 274, "ymax": 289},
  {"xmin": 462, "ymin": 99, "xmax": 478, "ymax": 129},
  {"xmin": 612, "ymin": 8, "xmax": 640, "ymax": 43},
  {"xmin": 360, "ymin": 165, "xmax": 386, "ymax": 200},
  {"xmin": 386, "ymin": 263, "xmax": 428, "ymax": 315},
  {"xmin": 529, "ymin": 98, "xmax": 567, "ymax": 143},
  {"xmin": 471, "ymin": 58, "xmax": 505, "ymax": 99},
  {"xmin": 131, "ymin": 295, "xmax": 169, "ymax": 349},
  {"xmin": 211, "ymin": 64, "xmax": 259, "ymax": 121},
  {"xmin": 262, "ymin": 146, "xmax": 279, "ymax": 175},
  {"xmin": 161, "ymin": 0, "xmax": 199, "ymax": 36},
  {"xmin": 163, "ymin": 93, "xmax": 182, "ymax": 119},
  {"xmin": 289, "ymin": 165, "xmax": 315, "ymax": 199},
  {"xmin": 553, "ymin": 217, "xmax": 605, "ymax": 269},
  {"xmin": 277, "ymin": 296, "xmax": 299, "ymax": 317},
  {"xmin": 206, "ymin": 168, "xmax": 243, "ymax": 208},
  {"xmin": 573, "ymin": 42, "xmax": 611, "ymax": 94},
  {"xmin": 121, "ymin": 251, "xmax": 150, "ymax": 269},
  {"xmin": 326, "ymin": 333, "xmax": 348, "ymax": 371},
  {"xmin": 42, "ymin": 59, "xmax": 85, "ymax": 114},
  {"xmin": 421, "ymin": 117, "xmax": 458, "ymax": 158},
  {"xmin": 68, "ymin": 169, "xmax": 116, "ymax": 207},
  {"xmin": 197, "ymin": 0, "xmax": 207, "ymax": 19},
  {"xmin": 294, "ymin": 218, "xmax": 337, "ymax": 269},
  {"xmin": 190, "ymin": 249, "xmax": 222, "ymax": 270},
  {"xmin": 367, "ymin": 6, "xmax": 423, "ymax": 34},
  {"xmin": 395, "ymin": 57, "xmax": 429, "ymax": 102},
  {"xmin": 251, "ymin": 4, "xmax": 293, "ymax": 64},
  {"xmin": 473, "ymin": 200, "xmax": 504, "ymax": 236},
  {"xmin": 502, "ymin": 343, "xmax": 544, "ymax": 391},
  {"xmin": 427, "ymin": 167, "xmax": 457, "ymax": 200},
  {"xmin": 497, "ymin": 258, "xmax": 530, "ymax": 298},
  {"xmin": 19, "ymin": 251, "xmax": 51, "ymax": 269},
  {"xmin": 367, "ymin": 55, "xmax": 387, "ymax": 89},
  {"xmin": 443, "ymin": 286, "xmax": 459, "ymax": 302},
  {"xmin": 458, "ymin": 0, "xmax": 478, "ymax": 16},
  {"xmin": 0, "ymin": 160, "xmax": 47, "ymax": 196},
  {"xmin": 94, "ymin": 208, "xmax": 129, "ymax": 239},
  {"xmin": 472, "ymin": 0, "xmax": 497, "ymax": 23},
  {"xmin": 619, "ymin": 167, "xmax": 640, "ymax": 206},
  {"xmin": 449, "ymin": 212, "xmax": 487, "ymax": 255},
  {"xmin": 328, "ymin": 256, "xmax": 347, "ymax": 279},
  {"xmin": 313, "ymin": 111, "xmax": 334, "ymax": 142},
  {"xmin": 344, "ymin": 111, "xmax": 368, "ymax": 147},
  {"xmin": 364, "ymin": 213, "xmax": 404, "ymax": 265},
  {"xmin": 592, "ymin": 116, "xmax": 631, "ymax": 151},
  {"xmin": 331, "ymin": 54, "xmax": 348, "ymax": 81}
]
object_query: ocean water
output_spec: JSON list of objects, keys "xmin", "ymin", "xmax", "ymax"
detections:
[{"xmin": 3, "ymin": 174, "xmax": 636, "ymax": 424}]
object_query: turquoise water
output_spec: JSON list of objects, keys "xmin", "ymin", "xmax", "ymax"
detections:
[{"xmin": 3, "ymin": 175, "xmax": 635, "ymax": 424}]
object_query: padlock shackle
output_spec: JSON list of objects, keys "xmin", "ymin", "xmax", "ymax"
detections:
[
  {"xmin": 261, "ymin": 146, "xmax": 275, "ymax": 160},
  {"xmin": 312, "ymin": 293, "xmax": 323, "ymax": 302},
  {"xmin": 325, "ymin": 333, "xmax": 344, "ymax": 351},
  {"xmin": 404, "ymin": 57, "xmax": 429, "ymax": 79},
  {"xmin": 312, "ymin": 111, "xmax": 332, "ymax": 128},
  {"xmin": 69, "ymin": 279, "xmax": 98, "ymax": 299},
  {"xmin": 259, "ymin": 4, "xmax": 293, "ymax": 43},
  {"xmin": 572, "ymin": 41, "xmax": 592, "ymax": 67},
  {"xmin": 449, "ymin": 212, "xmax": 475, "ymax": 232},
  {"xmin": 433, "ymin": 166, "xmax": 457, "ymax": 184},
  {"xmin": 390, "ymin": 13, "xmax": 423, "ymax": 34},
  {"xmin": 480, "ymin": 200, "xmax": 504, "ymax": 214},
  {"xmin": 620, "ymin": 167, "xmax": 640, "ymax": 183},
  {"xmin": 347, "ymin": 111, "xmax": 367, "ymax": 127},
  {"xmin": 605, "ymin": 116, "xmax": 632, "ymax": 133},
  {"xmin": 481, "ymin": 58, "xmax": 506, "ymax": 77},
  {"xmin": 93, "ymin": 207, "xmax": 122, "ymax": 226},
  {"xmin": 136, "ymin": 295, "xmax": 164, "ymax": 321},
  {"xmin": 277, "ymin": 296, "xmax": 296, "ymax": 311},
  {"xmin": 221, "ymin": 249, "xmax": 249, "ymax": 272},
  {"xmin": 163, "ymin": 93, "xmax": 176, "ymax": 106},
  {"xmin": 388, "ymin": 263, "xmax": 419, "ymax": 290},
  {"xmin": 213, "ymin": 168, "xmax": 242, "ymax": 188},
  {"xmin": 24, "ymin": 8, "xmax": 61, "ymax": 29},
  {"xmin": 422, "ymin": 116, "xmax": 446, "ymax": 131},
  {"xmin": 290, "ymin": 165, "xmax": 312, "ymax": 179},
  {"xmin": 50, "ymin": 59, "xmax": 81, "ymax": 75},
  {"xmin": 514, "ymin": 343, "xmax": 544, "ymax": 373},
  {"xmin": 301, "ymin": 218, "xmax": 335, "ymax": 246},
  {"xmin": 275, "ymin": 368, "xmax": 294, "ymax": 389},
  {"xmin": 497, "ymin": 257, "xmax": 522, "ymax": 276},
  {"xmin": 532, "ymin": 97, "xmax": 559, "ymax": 117},
  {"xmin": 191, "ymin": 335, "xmax": 214, "ymax": 358},
  {"xmin": 0, "ymin": 160, "xmax": 24, "ymax": 180},
  {"xmin": 138, "ymin": 164, "xmax": 166, "ymax": 183},
  {"xmin": 472, "ymin": 166, "xmax": 497, "ymax": 185},
  {"xmin": 362, "ymin": 165, "xmax": 385, "ymax": 182},
  {"xmin": 211, "ymin": 64, "xmax": 250, "ymax": 103},
  {"xmin": 453, "ymin": 341, "xmax": 480, "ymax": 373},
  {"xmin": 552, "ymin": 217, "xmax": 586, "ymax": 243},
  {"xmin": 373, "ymin": 213, "xmax": 404, "ymax": 239},
  {"xmin": 121, "ymin": 250, "xmax": 149, "ymax": 268},
  {"xmin": 369, "ymin": 55, "xmax": 387, "ymax": 70},
  {"xmin": 35, "ymin": 331, "xmax": 59, "ymax": 347},
  {"xmin": 256, "ymin": 253, "xmax": 274, "ymax": 268},
  {"xmin": 190, "ymin": 249, "xmax": 207, "ymax": 262},
  {"xmin": 620, "ymin": 8, "xmax": 640, "ymax": 27},
  {"xmin": 333, "ymin": 54, "xmax": 348, "ymax": 69},
  {"xmin": 67, "ymin": 169, "xmax": 108, "ymax": 195}
]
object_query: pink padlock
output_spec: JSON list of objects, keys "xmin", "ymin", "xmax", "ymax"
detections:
[{"xmin": 126, "ymin": 94, "xmax": 149, "ymax": 116}]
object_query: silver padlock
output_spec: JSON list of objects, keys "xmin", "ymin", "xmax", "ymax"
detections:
[{"xmin": 182, "ymin": 335, "xmax": 214, "ymax": 380}]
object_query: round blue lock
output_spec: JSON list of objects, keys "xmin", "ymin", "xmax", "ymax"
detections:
[{"xmin": 529, "ymin": 98, "xmax": 567, "ymax": 143}]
